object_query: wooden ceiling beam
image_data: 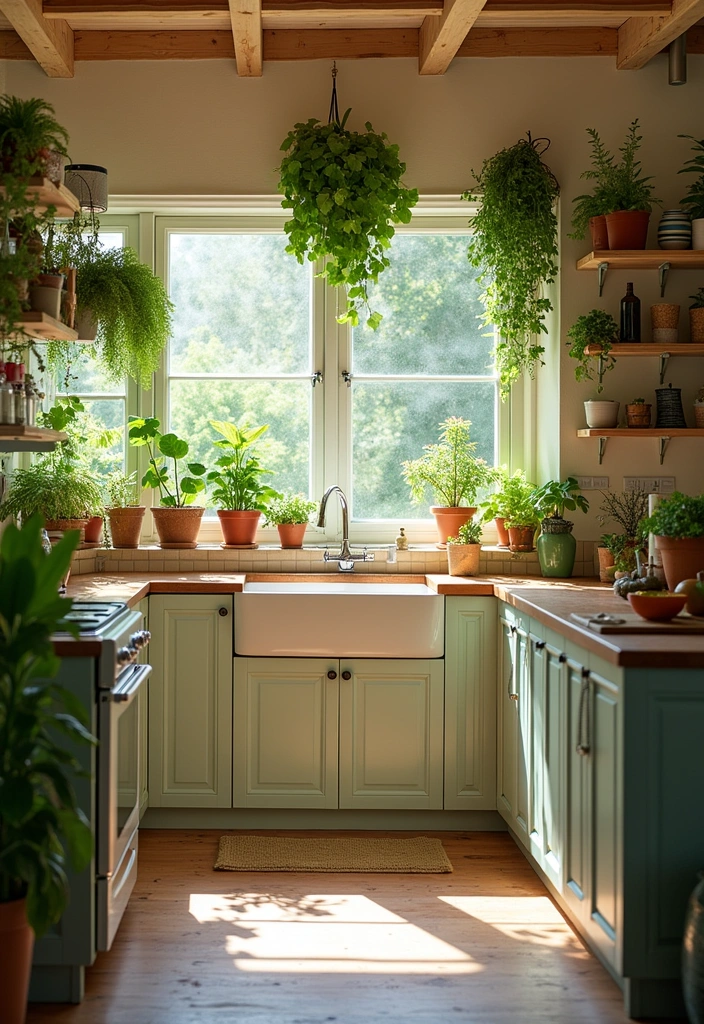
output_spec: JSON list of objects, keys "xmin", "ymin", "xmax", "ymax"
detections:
[
  {"xmin": 228, "ymin": 0, "xmax": 263, "ymax": 74},
  {"xmin": 0, "ymin": 0, "xmax": 73, "ymax": 74},
  {"xmin": 418, "ymin": 0, "xmax": 489, "ymax": 72},
  {"xmin": 460, "ymin": 23, "xmax": 616, "ymax": 49},
  {"xmin": 43, "ymin": 0, "xmax": 443, "ymax": 15},
  {"xmin": 617, "ymin": 0, "xmax": 704, "ymax": 66}
]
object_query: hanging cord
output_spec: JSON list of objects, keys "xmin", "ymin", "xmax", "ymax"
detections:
[
  {"xmin": 328, "ymin": 61, "xmax": 340, "ymax": 126},
  {"xmin": 526, "ymin": 130, "xmax": 560, "ymax": 195}
]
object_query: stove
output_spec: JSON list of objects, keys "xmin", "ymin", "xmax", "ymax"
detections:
[{"xmin": 60, "ymin": 601, "xmax": 132, "ymax": 636}]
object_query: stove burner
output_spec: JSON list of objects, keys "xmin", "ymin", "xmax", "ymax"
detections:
[{"xmin": 61, "ymin": 601, "xmax": 130, "ymax": 636}]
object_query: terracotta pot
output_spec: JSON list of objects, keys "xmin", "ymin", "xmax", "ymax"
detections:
[
  {"xmin": 589, "ymin": 215, "xmax": 609, "ymax": 251},
  {"xmin": 507, "ymin": 525, "xmax": 536, "ymax": 552},
  {"xmin": 691, "ymin": 308, "xmax": 704, "ymax": 344},
  {"xmin": 656, "ymin": 535, "xmax": 704, "ymax": 590},
  {"xmin": 277, "ymin": 523, "xmax": 307, "ymax": 549},
  {"xmin": 597, "ymin": 546, "xmax": 616, "ymax": 583},
  {"xmin": 44, "ymin": 518, "xmax": 88, "ymax": 543},
  {"xmin": 83, "ymin": 514, "xmax": 104, "ymax": 544},
  {"xmin": 447, "ymin": 543, "xmax": 481, "ymax": 576},
  {"xmin": 495, "ymin": 516, "xmax": 510, "ymax": 547},
  {"xmin": 605, "ymin": 210, "xmax": 650, "ymax": 250},
  {"xmin": 152, "ymin": 506, "xmax": 204, "ymax": 549},
  {"xmin": 0, "ymin": 897, "xmax": 34, "ymax": 1024},
  {"xmin": 430, "ymin": 506, "xmax": 476, "ymax": 550},
  {"xmin": 625, "ymin": 403, "xmax": 651, "ymax": 428},
  {"xmin": 37, "ymin": 272, "xmax": 65, "ymax": 289},
  {"xmin": 108, "ymin": 506, "xmax": 146, "ymax": 548},
  {"xmin": 217, "ymin": 509, "xmax": 260, "ymax": 547}
]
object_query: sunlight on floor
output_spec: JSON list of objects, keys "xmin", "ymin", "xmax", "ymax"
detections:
[
  {"xmin": 439, "ymin": 895, "xmax": 587, "ymax": 952},
  {"xmin": 188, "ymin": 892, "xmax": 482, "ymax": 974}
]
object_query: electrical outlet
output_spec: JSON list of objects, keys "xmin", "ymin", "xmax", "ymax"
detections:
[
  {"xmin": 623, "ymin": 476, "xmax": 676, "ymax": 493},
  {"xmin": 577, "ymin": 476, "xmax": 609, "ymax": 490}
]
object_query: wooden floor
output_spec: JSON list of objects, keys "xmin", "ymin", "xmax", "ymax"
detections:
[{"xmin": 27, "ymin": 830, "xmax": 640, "ymax": 1024}]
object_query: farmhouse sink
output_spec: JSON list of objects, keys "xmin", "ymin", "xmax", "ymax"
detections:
[{"xmin": 234, "ymin": 581, "xmax": 444, "ymax": 658}]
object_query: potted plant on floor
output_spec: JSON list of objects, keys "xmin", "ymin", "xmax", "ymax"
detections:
[
  {"xmin": 0, "ymin": 515, "xmax": 94, "ymax": 1024},
  {"xmin": 0, "ymin": 451, "xmax": 103, "ymax": 542},
  {"xmin": 480, "ymin": 468, "xmax": 533, "ymax": 547},
  {"xmin": 128, "ymin": 417, "xmax": 207, "ymax": 548},
  {"xmin": 690, "ymin": 288, "xmax": 704, "ymax": 344},
  {"xmin": 642, "ymin": 491, "xmax": 704, "ymax": 590},
  {"xmin": 597, "ymin": 488, "xmax": 649, "ymax": 577},
  {"xmin": 566, "ymin": 309, "xmax": 618, "ymax": 392},
  {"xmin": 625, "ymin": 396, "xmax": 652, "ymax": 428},
  {"xmin": 462, "ymin": 133, "xmax": 559, "ymax": 398},
  {"xmin": 678, "ymin": 134, "xmax": 704, "ymax": 250},
  {"xmin": 533, "ymin": 477, "xmax": 589, "ymax": 577},
  {"xmin": 401, "ymin": 416, "xmax": 496, "ymax": 549},
  {"xmin": 446, "ymin": 517, "xmax": 483, "ymax": 577},
  {"xmin": 105, "ymin": 470, "xmax": 145, "ymax": 549},
  {"xmin": 207, "ymin": 420, "xmax": 280, "ymax": 547},
  {"xmin": 264, "ymin": 493, "xmax": 318, "ymax": 549}
]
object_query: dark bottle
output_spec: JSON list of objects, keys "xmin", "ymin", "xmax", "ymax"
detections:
[{"xmin": 619, "ymin": 282, "xmax": 641, "ymax": 342}]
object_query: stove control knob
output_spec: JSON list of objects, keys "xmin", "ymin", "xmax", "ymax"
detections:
[
  {"xmin": 129, "ymin": 630, "xmax": 151, "ymax": 649},
  {"xmin": 116, "ymin": 646, "xmax": 137, "ymax": 666}
]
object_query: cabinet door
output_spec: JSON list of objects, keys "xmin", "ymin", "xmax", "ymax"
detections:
[
  {"xmin": 563, "ymin": 656, "xmax": 591, "ymax": 921},
  {"xmin": 148, "ymin": 594, "xmax": 233, "ymax": 808},
  {"xmin": 136, "ymin": 597, "xmax": 149, "ymax": 819},
  {"xmin": 496, "ymin": 615, "xmax": 530, "ymax": 846},
  {"xmin": 444, "ymin": 597, "xmax": 497, "ymax": 810},
  {"xmin": 339, "ymin": 659, "xmax": 444, "ymax": 809},
  {"xmin": 233, "ymin": 657, "xmax": 338, "ymax": 808},
  {"xmin": 529, "ymin": 638, "xmax": 564, "ymax": 889}
]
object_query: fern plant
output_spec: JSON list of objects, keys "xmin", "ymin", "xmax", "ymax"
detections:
[
  {"xmin": 678, "ymin": 135, "xmax": 704, "ymax": 221},
  {"xmin": 0, "ymin": 453, "xmax": 103, "ymax": 522},
  {"xmin": 462, "ymin": 134, "xmax": 559, "ymax": 399}
]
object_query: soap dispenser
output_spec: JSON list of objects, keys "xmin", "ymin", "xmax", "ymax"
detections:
[{"xmin": 395, "ymin": 527, "xmax": 408, "ymax": 551}]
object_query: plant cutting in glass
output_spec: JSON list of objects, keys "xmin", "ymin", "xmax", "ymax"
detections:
[
  {"xmin": 264, "ymin": 493, "xmax": 318, "ymax": 526},
  {"xmin": 462, "ymin": 133, "xmax": 559, "ymax": 399},
  {"xmin": 207, "ymin": 421, "xmax": 280, "ymax": 511},
  {"xmin": 278, "ymin": 65, "xmax": 418, "ymax": 331},
  {"xmin": 128, "ymin": 417, "xmax": 206, "ymax": 507},
  {"xmin": 678, "ymin": 135, "xmax": 704, "ymax": 221},
  {"xmin": 401, "ymin": 417, "xmax": 495, "ymax": 509},
  {"xmin": 566, "ymin": 309, "xmax": 618, "ymax": 391}
]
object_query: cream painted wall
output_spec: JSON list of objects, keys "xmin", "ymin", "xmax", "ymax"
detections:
[{"xmin": 5, "ymin": 54, "xmax": 704, "ymax": 539}]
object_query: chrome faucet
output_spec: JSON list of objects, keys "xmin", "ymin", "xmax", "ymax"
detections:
[{"xmin": 316, "ymin": 485, "xmax": 375, "ymax": 572}]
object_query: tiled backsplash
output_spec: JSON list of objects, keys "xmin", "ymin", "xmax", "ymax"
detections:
[{"xmin": 70, "ymin": 541, "xmax": 599, "ymax": 577}]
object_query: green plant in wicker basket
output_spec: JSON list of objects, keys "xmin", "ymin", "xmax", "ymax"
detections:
[{"xmin": 462, "ymin": 133, "xmax": 559, "ymax": 399}]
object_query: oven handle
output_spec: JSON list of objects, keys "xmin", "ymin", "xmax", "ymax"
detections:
[{"xmin": 113, "ymin": 663, "xmax": 151, "ymax": 703}]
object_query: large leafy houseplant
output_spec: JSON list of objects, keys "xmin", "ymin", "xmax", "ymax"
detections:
[
  {"xmin": 641, "ymin": 491, "xmax": 704, "ymax": 590},
  {"xmin": 566, "ymin": 309, "xmax": 619, "ymax": 391},
  {"xmin": 0, "ymin": 452, "xmax": 103, "ymax": 525},
  {"xmin": 0, "ymin": 517, "xmax": 94, "ymax": 1016},
  {"xmin": 207, "ymin": 420, "xmax": 280, "ymax": 546},
  {"xmin": 278, "ymin": 105, "xmax": 418, "ymax": 330},
  {"xmin": 462, "ymin": 134, "xmax": 559, "ymax": 399}
]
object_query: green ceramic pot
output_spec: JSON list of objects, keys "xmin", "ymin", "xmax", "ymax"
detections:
[{"xmin": 537, "ymin": 519, "xmax": 576, "ymax": 578}]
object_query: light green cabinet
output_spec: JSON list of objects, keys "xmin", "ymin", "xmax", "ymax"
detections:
[
  {"xmin": 148, "ymin": 594, "xmax": 233, "ymax": 808},
  {"xmin": 497, "ymin": 608, "xmax": 531, "ymax": 847},
  {"xmin": 444, "ymin": 597, "xmax": 497, "ymax": 810},
  {"xmin": 528, "ymin": 631, "xmax": 565, "ymax": 891},
  {"xmin": 136, "ymin": 597, "xmax": 149, "ymax": 819}
]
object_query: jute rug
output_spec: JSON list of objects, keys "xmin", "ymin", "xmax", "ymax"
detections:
[{"xmin": 214, "ymin": 835, "xmax": 452, "ymax": 873}]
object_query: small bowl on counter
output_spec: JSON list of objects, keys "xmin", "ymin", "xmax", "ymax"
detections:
[{"xmin": 627, "ymin": 591, "xmax": 688, "ymax": 622}]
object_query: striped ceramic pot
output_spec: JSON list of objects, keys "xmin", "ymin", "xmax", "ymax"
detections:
[{"xmin": 657, "ymin": 209, "xmax": 692, "ymax": 250}]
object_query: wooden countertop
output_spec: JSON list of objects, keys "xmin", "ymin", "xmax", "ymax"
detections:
[{"xmin": 64, "ymin": 572, "xmax": 704, "ymax": 669}]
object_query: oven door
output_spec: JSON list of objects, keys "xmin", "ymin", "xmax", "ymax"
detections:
[{"xmin": 97, "ymin": 662, "xmax": 151, "ymax": 951}]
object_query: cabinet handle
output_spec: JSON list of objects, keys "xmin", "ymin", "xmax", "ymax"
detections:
[
  {"xmin": 327, "ymin": 670, "xmax": 338, "ymax": 680},
  {"xmin": 577, "ymin": 668, "xmax": 591, "ymax": 756},
  {"xmin": 535, "ymin": 640, "xmax": 546, "ymax": 650},
  {"xmin": 218, "ymin": 606, "xmax": 229, "ymax": 617},
  {"xmin": 341, "ymin": 670, "xmax": 351, "ymax": 680}
]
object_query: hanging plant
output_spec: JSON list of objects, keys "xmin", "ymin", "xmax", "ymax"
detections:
[
  {"xmin": 462, "ymin": 134, "xmax": 559, "ymax": 399},
  {"xmin": 278, "ymin": 67, "xmax": 418, "ymax": 329}
]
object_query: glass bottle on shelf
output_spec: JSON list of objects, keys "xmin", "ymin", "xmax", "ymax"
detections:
[
  {"xmin": 0, "ymin": 372, "xmax": 16, "ymax": 425},
  {"xmin": 620, "ymin": 282, "xmax": 641, "ymax": 342},
  {"xmin": 13, "ymin": 382, "xmax": 26, "ymax": 425}
]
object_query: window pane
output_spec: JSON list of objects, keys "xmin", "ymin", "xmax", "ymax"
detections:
[
  {"xmin": 351, "ymin": 381, "xmax": 496, "ymax": 520},
  {"xmin": 60, "ymin": 347, "xmax": 125, "ymax": 395},
  {"xmin": 168, "ymin": 234, "xmax": 311, "ymax": 375},
  {"xmin": 352, "ymin": 235, "xmax": 494, "ymax": 377},
  {"xmin": 79, "ymin": 398, "xmax": 125, "ymax": 476},
  {"xmin": 169, "ymin": 379, "xmax": 311, "ymax": 496}
]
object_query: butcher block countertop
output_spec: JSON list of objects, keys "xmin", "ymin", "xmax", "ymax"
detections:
[{"xmin": 64, "ymin": 572, "xmax": 704, "ymax": 669}]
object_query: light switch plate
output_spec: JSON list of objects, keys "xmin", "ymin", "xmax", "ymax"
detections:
[
  {"xmin": 577, "ymin": 476, "xmax": 609, "ymax": 490},
  {"xmin": 623, "ymin": 476, "xmax": 675, "ymax": 493}
]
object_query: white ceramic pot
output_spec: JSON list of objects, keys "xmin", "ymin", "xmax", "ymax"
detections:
[
  {"xmin": 692, "ymin": 218, "xmax": 704, "ymax": 251},
  {"xmin": 584, "ymin": 400, "xmax": 620, "ymax": 428}
]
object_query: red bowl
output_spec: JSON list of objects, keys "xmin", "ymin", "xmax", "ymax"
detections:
[{"xmin": 627, "ymin": 591, "xmax": 688, "ymax": 621}]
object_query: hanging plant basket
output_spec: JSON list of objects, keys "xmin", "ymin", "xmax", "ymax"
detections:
[{"xmin": 278, "ymin": 64, "xmax": 418, "ymax": 330}]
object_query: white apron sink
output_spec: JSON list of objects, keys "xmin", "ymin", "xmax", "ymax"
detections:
[{"xmin": 234, "ymin": 582, "xmax": 444, "ymax": 658}]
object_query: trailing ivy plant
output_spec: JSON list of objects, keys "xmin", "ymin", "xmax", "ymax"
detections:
[
  {"xmin": 566, "ymin": 309, "xmax": 619, "ymax": 391},
  {"xmin": 278, "ymin": 108, "xmax": 418, "ymax": 329},
  {"xmin": 462, "ymin": 134, "xmax": 559, "ymax": 399}
]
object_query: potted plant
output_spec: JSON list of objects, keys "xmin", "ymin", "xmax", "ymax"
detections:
[
  {"xmin": 597, "ymin": 488, "xmax": 649, "ymax": 577},
  {"xmin": 0, "ymin": 516, "xmax": 94, "ymax": 1024},
  {"xmin": 695, "ymin": 386, "xmax": 704, "ymax": 429},
  {"xmin": 0, "ymin": 452, "xmax": 103, "ymax": 542},
  {"xmin": 446, "ymin": 518, "xmax": 483, "ymax": 577},
  {"xmin": 690, "ymin": 288, "xmax": 704, "ymax": 344},
  {"xmin": 278, "ymin": 103, "xmax": 418, "ymax": 330},
  {"xmin": 566, "ymin": 309, "xmax": 618, "ymax": 392},
  {"xmin": 105, "ymin": 470, "xmax": 145, "ymax": 549},
  {"xmin": 642, "ymin": 491, "xmax": 704, "ymax": 590},
  {"xmin": 401, "ymin": 416, "xmax": 495, "ymax": 549},
  {"xmin": 207, "ymin": 420, "xmax": 280, "ymax": 547},
  {"xmin": 463, "ymin": 133, "xmax": 559, "ymax": 398},
  {"xmin": 597, "ymin": 532, "xmax": 628, "ymax": 582},
  {"xmin": 0, "ymin": 94, "xmax": 70, "ymax": 184},
  {"xmin": 678, "ymin": 134, "xmax": 704, "ymax": 250},
  {"xmin": 264, "ymin": 493, "xmax": 318, "ymax": 549},
  {"xmin": 625, "ymin": 396, "xmax": 652, "ymax": 428},
  {"xmin": 480, "ymin": 468, "xmax": 533, "ymax": 547},
  {"xmin": 532, "ymin": 477, "xmax": 589, "ymax": 577},
  {"xmin": 128, "ymin": 417, "xmax": 207, "ymax": 548},
  {"xmin": 497, "ymin": 473, "xmax": 540, "ymax": 552},
  {"xmin": 570, "ymin": 126, "xmax": 619, "ymax": 250}
]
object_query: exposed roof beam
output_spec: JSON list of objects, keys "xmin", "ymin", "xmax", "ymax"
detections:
[
  {"xmin": 0, "ymin": 0, "xmax": 73, "ymax": 74},
  {"xmin": 617, "ymin": 0, "xmax": 704, "ymax": 66},
  {"xmin": 460, "ymin": 23, "xmax": 616, "ymax": 49},
  {"xmin": 44, "ymin": 0, "xmax": 443, "ymax": 17},
  {"xmin": 228, "ymin": 0, "xmax": 263, "ymax": 72},
  {"xmin": 419, "ymin": 0, "xmax": 490, "ymax": 74}
]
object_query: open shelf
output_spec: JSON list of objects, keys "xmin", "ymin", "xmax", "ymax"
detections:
[
  {"xmin": 577, "ymin": 251, "xmax": 704, "ymax": 271},
  {"xmin": 0, "ymin": 425, "xmax": 67, "ymax": 453},
  {"xmin": 15, "ymin": 312, "xmax": 79, "ymax": 342},
  {"xmin": 0, "ymin": 176, "xmax": 80, "ymax": 218},
  {"xmin": 577, "ymin": 427, "xmax": 704, "ymax": 464},
  {"xmin": 584, "ymin": 343, "xmax": 704, "ymax": 357}
]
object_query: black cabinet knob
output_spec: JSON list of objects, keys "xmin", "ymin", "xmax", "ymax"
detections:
[
  {"xmin": 341, "ymin": 671, "xmax": 352, "ymax": 680},
  {"xmin": 219, "ymin": 607, "xmax": 229, "ymax": 617},
  {"xmin": 327, "ymin": 670, "xmax": 337, "ymax": 680}
]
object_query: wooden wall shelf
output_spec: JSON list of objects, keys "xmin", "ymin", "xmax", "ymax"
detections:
[
  {"xmin": 577, "ymin": 251, "xmax": 704, "ymax": 271},
  {"xmin": 577, "ymin": 427, "xmax": 704, "ymax": 464},
  {"xmin": 0, "ymin": 176, "xmax": 80, "ymax": 219},
  {"xmin": 16, "ymin": 312, "xmax": 78, "ymax": 342},
  {"xmin": 583, "ymin": 343, "xmax": 704, "ymax": 383},
  {"xmin": 0, "ymin": 425, "xmax": 67, "ymax": 453}
]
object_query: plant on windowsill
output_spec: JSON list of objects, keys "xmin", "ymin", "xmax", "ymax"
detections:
[
  {"xmin": 264, "ymin": 493, "xmax": 318, "ymax": 550},
  {"xmin": 483, "ymin": 469, "xmax": 539, "ymax": 553},
  {"xmin": 641, "ymin": 491, "xmax": 704, "ymax": 590},
  {"xmin": 678, "ymin": 135, "xmax": 704, "ymax": 250},
  {"xmin": 207, "ymin": 420, "xmax": 280, "ymax": 548},
  {"xmin": 479, "ymin": 467, "xmax": 531, "ymax": 548},
  {"xmin": 462, "ymin": 133, "xmax": 560, "ymax": 399},
  {"xmin": 105, "ymin": 471, "xmax": 145, "ymax": 550},
  {"xmin": 128, "ymin": 417, "xmax": 207, "ymax": 549},
  {"xmin": 532, "ymin": 477, "xmax": 589, "ymax": 578},
  {"xmin": 566, "ymin": 309, "xmax": 619, "ymax": 393},
  {"xmin": 446, "ymin": 517, "xmax": 483, "ymax": 577},
  {"xmin": 0, "ymin": 516, "xmax": 94, "ymax": 1024},
  {"xmin": 401, "ymin": 416, "xmax": 496, "ymax": 550}
]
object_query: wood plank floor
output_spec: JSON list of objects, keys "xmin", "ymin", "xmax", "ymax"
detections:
[{"xmin": 27, "ymin": 830, "xmax": 641, "ymax": 1024}]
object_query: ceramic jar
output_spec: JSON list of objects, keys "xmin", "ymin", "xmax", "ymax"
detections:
[
  {"xmin": 650, "ymin": 303, "xmax": 679, "ymax": 346},
  {"xmin": 584, "ymin": 400, "xmax": 620, "ymax": 428},
  {"xmin": 657, "ymin": 209, "xmax": 692, "ymax": 250}
]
